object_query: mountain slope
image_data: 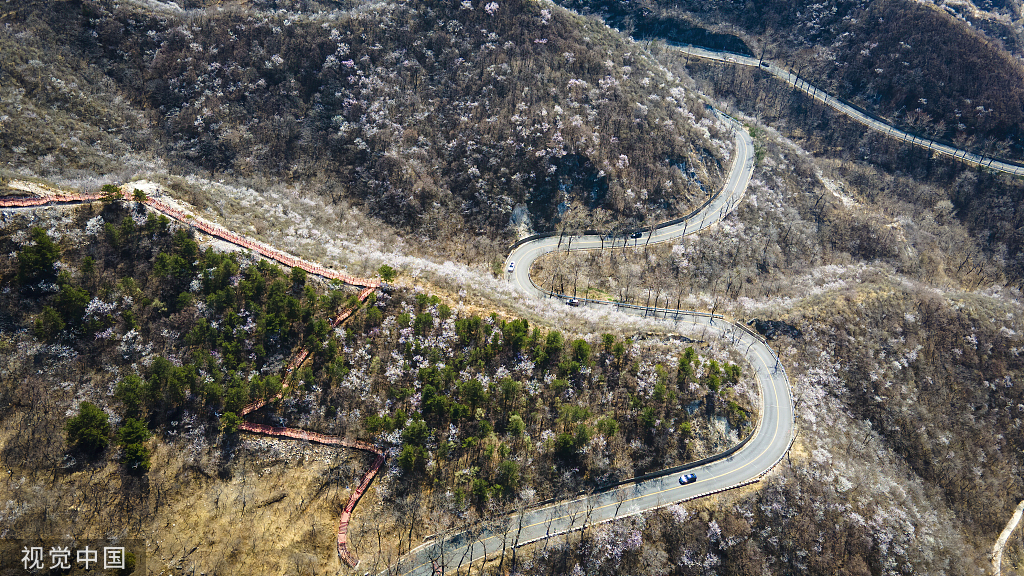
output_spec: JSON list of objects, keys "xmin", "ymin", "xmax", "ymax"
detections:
[
  {"xmin": 566, "ymin": 0, "xmax": 1024, "ymax": 160},
  {"xmin": 1, "ymin": 0, "xmax": 731, "ymax": 242}
]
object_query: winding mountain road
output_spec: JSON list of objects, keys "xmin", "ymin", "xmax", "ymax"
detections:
[
  {"xmin": 3, "ymin": 114, "xmax": 791, "ymax": 575},
  {"xmin": 674, "ymin": 44, "xmax": 1024, "ymax": 176},
  {"xmin": 5, "ymin": 43, "xmax": 1018, "ymax": 567},
  {"xmin": 505, "ymin": 112, "xmax": 753, "ymax": 299},
  {"xmin": 389, "ymin": 116, "xmax": 795, "ymax": 576}
]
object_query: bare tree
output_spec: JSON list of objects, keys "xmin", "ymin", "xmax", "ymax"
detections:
[{"xmin": 621, "ymin": 485, "xmax": 632, "ymax": 521}]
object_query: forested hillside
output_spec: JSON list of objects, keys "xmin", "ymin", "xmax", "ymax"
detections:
[
  {"xmin": 566, "ymin": 0, "xmax": 1024, "ymax": 161},
  {"xmin": 1, "ymin": 0, "xmax": 730, "ymax": 245},
  {"xmin": 2, "ymin": 0, "xmax": 1024, "ymax": 573},
  {"xmin": 0, "ymin": 200, "xmax": 752, "ymax": 572}
]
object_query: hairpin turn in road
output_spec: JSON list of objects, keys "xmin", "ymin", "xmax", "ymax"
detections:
[{"xmin": 388, "ymin": 114, "xmax": 795, "ymax": 576}]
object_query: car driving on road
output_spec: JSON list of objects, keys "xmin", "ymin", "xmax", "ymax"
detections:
[
  {"xmin": 507, "ymin": 261, "xmax": 515, "ymax": 273},
  {"xmin": 679, "ymin": 473, "xmax": 697, "ymax": 485},
  {"xmin": 630, "ymin": 231, "xmax": 643, "ymax": 239}
]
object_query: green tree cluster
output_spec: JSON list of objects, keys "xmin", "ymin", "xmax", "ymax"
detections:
[
  {"xmin": 65, "ymin": 402, "xmax": 110, "ymax": 456},
  {"xmin": 17, "ymin": 227, "xmax": 59, "ymax": 285},
  {"xmin": 117, "ymin": 418, "xmax": 151, "ymax": 473}
]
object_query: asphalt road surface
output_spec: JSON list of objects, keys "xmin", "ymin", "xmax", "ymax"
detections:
[
  {"xmin": 386, "ymin": 116, "xmax": 794, "ymax": 576},
  {"xmin": 673, "ymin": 44, "xmax": 1024, "ymax": 177},
  {"xmin": 504, "ymin": 111, "xmax": 753, "ymax": 299}
]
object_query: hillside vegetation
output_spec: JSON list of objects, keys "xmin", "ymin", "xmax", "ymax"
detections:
[
  {"xmin": 3, "ymin": 0, "xmax": 1024, "ymax": 573},
  {"xmin": 1, "ymin": 0, "xmax": 730, "ymax": 247},
  {"xmin": 566, "ymin": 0, "xmax": 1024, "ymax": 161},
  {"xmin": 529, "ymin": 112, "xmax": 1024, "ymax": 572},
  {"xmin": 0, "ymin": 201, "xmax": 752, "ymax": 572}
]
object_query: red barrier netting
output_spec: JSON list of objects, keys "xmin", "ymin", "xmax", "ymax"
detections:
[
  {"xmin": 8, "ymin": 190, "xmax": 385, "ymax": 566},
  {"xmin": 0, "ymin": 193, "xmax": 103, "ymax": 207},
  {"xmin": 144, "ymin": 197, "xmax": 380, "ymax": 289},
  {"xmin": 238, "ymin": 286, "xmax": 381, "ymax": 567}
]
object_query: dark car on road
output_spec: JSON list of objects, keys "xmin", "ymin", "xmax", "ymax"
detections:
[
  {"xmin": 679, "ymin": 473, "xmax": 697, "ymax": 485},
  {"xmin": 630, "ymin": 231, "xmax": 644, "ymax": 239}
]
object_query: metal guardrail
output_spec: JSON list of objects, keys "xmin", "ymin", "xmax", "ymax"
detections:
[
  {"xmin": 508, "ymin": 230, "xmax": 560, "ymax": 251},
  {"xmin": 733, "ymin": 320, "xmax": 795, "ymax": 424}
]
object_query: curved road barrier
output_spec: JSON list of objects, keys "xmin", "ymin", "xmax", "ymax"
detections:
[
  {"xmin": 673, "ymin": 44, "xmax": 1024, "ymax": 177},
  {"xmin": 237, "ymin": 284, "xmax": 381, "ymax": 568},
  {"xmin": 2, "ymin": 187, "xmax": 385, "ymax": 568}
]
